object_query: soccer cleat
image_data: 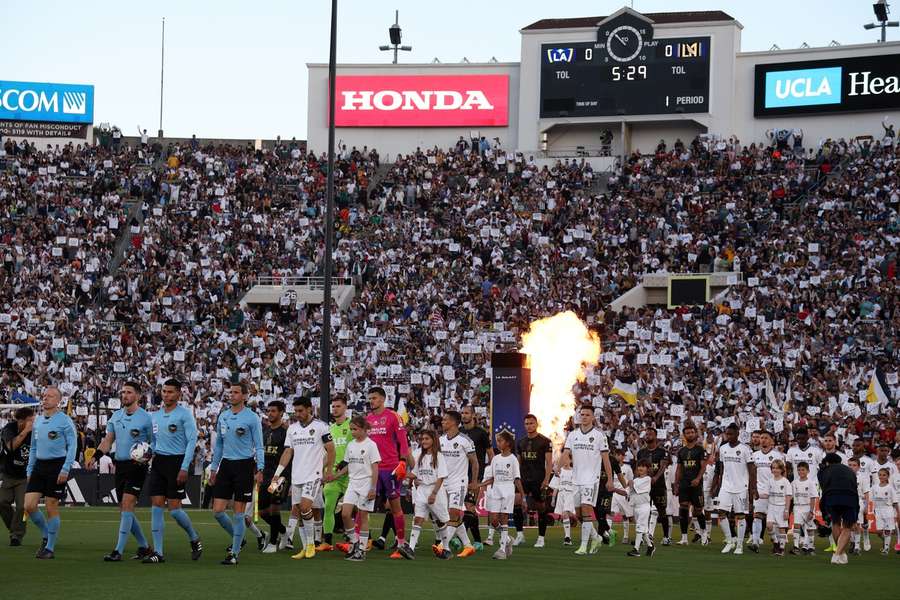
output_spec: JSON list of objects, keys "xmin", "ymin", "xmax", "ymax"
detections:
[
  {"xmin": 748, "ymin": 543, "xmax": 759, "ymax": 554},
  {"xmin": 692, "ymin": 533, "xmax": 702, "ymax": 543},
  {"xmin": 304, "ymin": 544, "xmax": 316, "ymax": 559},
  {"xmin": 457, "ymin": 545, "xmax": 476, "ymax": 558},
  {"xmin": 851, "ymin": 545, "xmax": 861, "ymax": 556},
  {"xmin": 512, "ymin": 532, "xmax": 525, "ymax": 546},
  {"xmin": 484, "ymin": 534, "xmax": 494, "ymax": 546},
  {"xmin": 661, "ymin": 537, "xmax": 672, "ymax": 546},
  {"xmin": 807, "ymin": 549, "xmax": 816, "ymax": 556},
  {"xmin": 678, "ymin": 538, "xmax": 688, "ymax": 546},
  {"xmin": 721, "ymin": 541, "xmax": 735, "ymax": 554},
  {"xmin": 220, "ymin": 552, "xmax": 238, "ymax": 565},
  {"xmin": 316, "ymin": 542, "xmax": 333, "ymax": 552},
  {"xmin": 862, "ymin": 538, "xmax": 871, "ymax": 551},
  {"xmin": 142, "ymin": 552, "xmax": 166, "ymax": 564},
  {"xmin": 491, "ymin": 546, "xmax": 507, "ymax": 560},
  {"xmin": 437, "ymin": 549, "xmax": 453, "ymax": 560},
  {"xmin": 563, "ymin": 537, "xmax": 573, "ymax": 546},
  {"xmin": 335, "ymin": 542, "xmax": 351, "ymax": 554},
  {"xmin": 10, "ymin": 538, "xmax": 22, "ymax": 547},
  {"xmin": 431, "ymin": 543, "xmax": 444, "ymax": 558},
  {"xmin": 103, "ymin": 550, "xmax": 123, "ymax": 562},
  {"xmin": 588, "ymin": 536, "xmax": 602, "ymax": 554},
  {"xmin": 825, "ymin": 542, "xmax": 837, "ymax": 553},
  {"xmin": 627, "ymin": 549, "xmax": 641, "ymax": 557},
  {"xmin": 398, "ymin": 543, "xmax": 415, "ymax": 560},
  {"xmin": 734, "ymin": 545, "xmax": 744, "ymax": 555},
  {"xmin": 608, "ymin": 529, "xmax": 617, "ymax": 546},
  {"xmin": 191, "ymin": 538, "xmax": 203, "ymax": 560},
  {"xmin": 256, "ymin": 533, "xmax": 267, "ymax": 552},
  {"xmin": 290, "ymin": 549, "xmax": 307, "ymax": 560},
  {"xmin": 646, "ymin": 544, "xmax": 656, "ymax": 557},
  {"xmin": 262, "ymin": 543, "xmax": 278, "ymax": 554},
  {"xmin": 574, "ymin": 546, "xmax": 588, "ymax": 555},
  {"xmin": 366, "ymin": 540, "xmax": 373, "ymax": 551},
  {"xmin": 35, "ymin": 548, "xmax": 55, "ymax": 559},
  {"xmin": 388, "ymin": 550, "xmax": 403, "ymax": 559},
  {"xmin": 277, "ymin": 534, "xmax": 291, "ymax": 551},
  {"xmin": 39, "ymin": 538, "xmax": 48, "ymax": 551},
  {"xmin": 225, "ymin": 539, "xmax": 247, "ymax": 553},
  {"xmin": 533, "ymin": 537, "xmax": 545, "ymax": 548},
  {"xmin": 881, "ymin": 547, "xmax": 890, "ymax": 555},
  {"xmin": 372, "ymin": 537, "xmax": 386, "ymax": 550},
  {"xmin": 473, "ymin": 542, "xmax": 484, "ymax": 552},
  {"xmin": 602, "ymin": 532, "xmax": 611, "ymax": 546},
  {"xmin": 505, "ymin": 542, "xmax": 513, "ymax": 558},
  {"xmin": 789, "ymin": 547, "xmax": 801, "ymax": 556},
  {"xmin": 894, "ymin": 542, "xmax": 900, "ymax": 552},
  {"xmin": 131, "ymin": 546, "xmax": 154, "ymax": 560}
]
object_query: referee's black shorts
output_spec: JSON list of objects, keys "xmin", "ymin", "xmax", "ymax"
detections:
[
  {"xmin": 115, "ymin": 460, "xmax": 149, "ymax": 499},
  {"xmin": 26, "ymin": 458, "xmax": 67, "ymax": 500},
  {"xmin": 213, "ymin": 458, "xmax": 255, "ymax": 502},
  {"xmin": 149, "ymin": 454, "xmax": 187, "ymax": 499}
]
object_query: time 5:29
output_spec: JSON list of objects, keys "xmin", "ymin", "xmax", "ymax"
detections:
[{"xmin": 611, "ymin": 65, "xmax": 647, "ymax": 81}]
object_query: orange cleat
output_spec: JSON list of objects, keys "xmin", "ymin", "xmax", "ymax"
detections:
[
  {"xmin": 431, "ymin": 543, "xmax": 445, "ymax": 558},
  {"xmin": 367, "ymin": 540, "xmax": 373, "ymax": 551},
  {"xmin": 457, "ymin": 545, "xmax": 476, "ymax": 558},
  {"xmin": 316, "ymin": 543, "xmax": 333, "ymax": 552},
  {"xmin": 335, "ymin": 542, "xmax": 351, "ymax": 554},
  {"xmin": 389, "ymin": 550, "xmax": 404, "ymax": 559}
]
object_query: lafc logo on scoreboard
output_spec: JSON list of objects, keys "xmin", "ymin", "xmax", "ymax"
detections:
[{"xmin": 665, "ymin": 41, "xmax": 704, "ymax": 58}]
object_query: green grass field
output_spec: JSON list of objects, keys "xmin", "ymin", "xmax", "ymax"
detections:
[{"xmin": 1, "ymin": 508, "xmax": 897, "ymax": 599}]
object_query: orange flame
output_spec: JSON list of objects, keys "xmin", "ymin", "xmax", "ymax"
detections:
[{"xmin": 520, "ymin": 311, "xmax": 601, "ymax": 445}]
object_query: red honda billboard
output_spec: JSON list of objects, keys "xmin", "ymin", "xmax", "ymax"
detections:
[{"xmin": 333, "ymin": 74, "xmax": 509, "ymax": 127}]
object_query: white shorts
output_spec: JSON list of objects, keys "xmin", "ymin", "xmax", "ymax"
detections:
[
  {"xmin": 717, "ymin": 490, "xmax": 749, "ymax": 514},
  {"xmin": 703, "ymin": 489, "xmax": 716, "ymax": 513},
  {"xmin": 343, "ymin": 480, "xmax": 376, "ymax": 512},
  {"xmin": 875, "ymin": 508, "xmax": 896, "ymax": 531},
  {"xmin": 291, "ymin": 479, "xmax": 322, "ymax": 505},
  {"xmin": 766, "ymin": 506, "xmax": 789, "ymax": 529},
  {"xmin": 445, "ymin": 483, "xmax": 467, "ymax": 511},
  {"xmin": 754, "ymin": 498, "xmax": 768, "ymax": 515},
  {"xmin": 486, "ymin": 488, "xmax": 515, "ymax": 515},
  {"xmin": 555, "ymin": 491, "xmax": 576, "ymax": 515},
  {"xmin": 793, "ymin": 505, "xmax": 814, "ymax": 528},
  {"xmin": 575, "ymin": 482, "xmax": 599, "ymax": 507},
  {"xmin": 413, "ymin": 484, "xmax": 450, "ymax": 522},
  {"xmin": 634, "ymin": 503, "xmax": 658, "ymax": 535},
  {"xmin": 666, "ymin": 490, "xmax": 679, "ymax": 516},
  {"xmin": 612, "ymin": 492, "xmax": 633, "ymax": 517}
]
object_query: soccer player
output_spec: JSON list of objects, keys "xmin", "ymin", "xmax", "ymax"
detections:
[
  {"xmin": 872, "ymin": 467, "xmax": 900, "ymax": 554},
  {"xmin": 821, "ymin": 433, "xmax": 849, "ymax": 463},
  {"xmin": 514, "ymin": 414, "xmax": 552, "ymax": 547},
  {"xmin": 210, "ymin": 382, "xmax": 264, "ymax": 565},
  {"xmin": 762, "ymin": 459, "xmax": 791, "ymax": 556},
  {"xmin": 460, "ymin": 405, "xmax": 492, "ymax": 549},
  {"xmin": 674, "ymin": 421, "xmax": 707, "ymax": 545},
  {"xmin": 273, "ymin": 397, "xmax": 335, "ymax": 561},
  {"xmin": 399, "ymin": 429, "xmax": 452, "ymax": 560},
  {"xmin": 439, "ymin": 410, "xmax": 479, "ymax": 557},
  {"xmin": 481, "ymin": 431, "xmax": 524, "ymax": 560},
  {"xmin": 97, "ymin": 381, "xmax": 154, "ymax": 562},
  {"xmin": 337, "ymin": 416, "xmax": 380, "ymax": 562},
  {"xmin": 786, "ymin": 426, "xmax": 824, "ymax": 483},
  {"xmin": 636, "ymin": 427, "xmax": 671, "ymax": 545},
  {"xmin": 259, "ymin": 400, "xmax": 289, "ymax": 553},
  {"xmin": 791, "ymin": 461, "xmax": 818, "ymax": 555},
  {"xmin": 144, "ymin": 379, "xmax": 202, "ymax": 563},
  {"xmin": 626, "ymin": 459, "xmax": 655, "ymax": 557},
  {"xmin": 548, "ymin": 452, "xmax": 576, "ymax": 545},
  {"xmin": 701, "ymin": 450, "xmax": 718, "ymax": 546},
  {"xmin": 366, "ymin": 386, "xmax": 413, "ymax": 557},
  {"xmin": 24, "ymin": 386, "xmax": 77, "ymax": 559},
  {"xmin": 562, "ymin": 404, "xmax": 614, "ymax": 555},
  {"xmin": 320, "ymin": 396, "xmax": 352, "ymax": 551},
  {"xmin": 711, "ymin": 423, "xmax": 756, "ymax": 555},
  {"xmin": 611, "ymin": 447, "xmax": 633, "ymax": 545},
  {"xmin": 595, "ymin": 436, "xmax": 627, "ymax": 547},
  {"xmin": 749, "ymin": 430, "xmax": 784, "ymax": 552}
]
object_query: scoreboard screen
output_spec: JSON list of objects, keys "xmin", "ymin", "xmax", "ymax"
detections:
[{"xmin": 540, "ymin": 37, "xmax": 711, "ymax": 118}]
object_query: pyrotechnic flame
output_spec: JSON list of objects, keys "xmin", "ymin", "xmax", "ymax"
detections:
[{"xmin": 520, "ymin": 311, "xmax": 601, "ymax": 445}]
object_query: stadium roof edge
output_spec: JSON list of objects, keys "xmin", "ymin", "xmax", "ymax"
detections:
[
  {"xmin": 521, "ymin": 10, "xmax": 739, "ymax": 32},
  {"xmin": 736, "ymin": 39, "xmax": 900, "ymax": 56},
  {"xmin": 306, "ymin": 62, "xmax": 519, "ymax": 68}
]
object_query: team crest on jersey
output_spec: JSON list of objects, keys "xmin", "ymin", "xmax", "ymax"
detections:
[
  {"xmin": 48, "ymin": 431, "xmax": 58, "ymax": 440},
  {"xmin": 453, "ymin": 442, "xmax": 459, "ymax": 448},
  {"xmin": 589, "ymin": 437, "xmax": 594, "ymax": 443},
  {"xmin": 768, "ymin": 456, "xmax": 773, "ymax": 461},
  {"xmin": 309, "ymin": 429, "xmax": 315, "ymax": 436},
  {"xmin": 130, "ymin": 428, "xmax": 140, "ymax": 438},
  {"xmin": 168, "ymin": 424, "xmax": 177, "ymax": 433},
  {"xmin": 361, "ymin": 449, "xmax": 365, "ymax": 454},
  {"xmin": 736, "ymin": 450, "xmax": 741, "ymax": 456},
  {"xmin": 236, "ymin": 427, "xmax": 246, "ymax": 436}
]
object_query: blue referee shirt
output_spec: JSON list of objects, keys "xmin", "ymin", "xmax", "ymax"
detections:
[
  {"xmin": 27, "ymin": 411, "xmax": 77, "ymax": 477},
  {"xmin": 151, "ymin": 404, "xmax": 199, "ymax": 471},
  {"xmin": 211, "ymin": 406, "xmax": 264, "ymax": 471},
  {"xmin": 106, "ymin": 406, "xmax": 154, "ymax": 461}
]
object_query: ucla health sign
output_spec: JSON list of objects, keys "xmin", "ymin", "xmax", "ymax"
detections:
[
  {"xmin": 754, "ymin": 54, "xmax": 900, "ymax": 117},
  {"xmin": 0, "ymin": 80, "xmax": 94, "ymax": 124}
]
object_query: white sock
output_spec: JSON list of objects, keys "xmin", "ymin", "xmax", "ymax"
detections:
[
  {"xmin": 314, "ymin": 520, "xmax": 323, "ymax": 542},
  {"xmin": 721, "ymin": 518, "xmax": 733, "ymax": 542},
  {"xmin": 487, "ymin": 525, "xmax": 495, "ymax": 539},
  {"xmin": 622, "ymin": 520, "xmax": 630, "ymax": 541},
  {"xmin": 885, "ymin": 532, "xmax": 892, "ymax": 550},
  {"xmin": 752, "ymin": 518, "xmax": 763, "ymax": 544},
  {"xmin": 634, "ymin": 534, "xmax": 642, "ymax": 551},
  {"xmin": 247, "ymin": 519, "xmax": 263, "ymax": 538},
  {"xmin": 438, "ymin": 525, "xmax": 450, "ymax": 548},
  {"xmin": 580, "ymin": 522, "xmax": 592, "ymax": 549},
  {"xmin": 455, "ymin": 523, "xmax": 472, "ymax": 547},
  {"xmin": 648, "ymin": 510, "xmax": 659, "ymax": 539},
  {"xmin": 804, "ymin": 527, "xmax": 814, "ymax": 549},
  {"xmin": 301, "ymin": 517, "xmax": 314, "ymax": 548},
  {"xmin": 644, "ymin": 532, "xmax": 654, "ymax": 546},
  {"xmin": 793, "ymin": 528, "xmax": 802, "ymax": 548},
  {"xmin": 285, "ymin": 517, "xmax": 299, "ymax": 544},
  {"xmin": 500, "ymin": 524, "xmax": 509, "ymax": 546},
  {"xmin": 563, "ymin": 518, "xmax": 571, "ymax": 538},
  {"xmin": 852, "ymin": 531, "xmax": 860, "ymax": 545},
  {"xmin": 863, "ymin": 529, "xmax": 870, "ymax": 545},
  {"xmin": 692, "ymin": 517, "xmax": 700, "ymax": 533},
  {"xmin": 736, "ymin": 518, "xmax": 747, "ymax": 545},
  {"xmin": 349, "ymin": 529, "xmax": 359, "ymax": 544},
  {"xmin": 359, "ymin": 529, "xmax": 369, "ymax": 549},
  {"xmin": 409, "ymin": 524, "xmax": 421, "ymax": 550}
]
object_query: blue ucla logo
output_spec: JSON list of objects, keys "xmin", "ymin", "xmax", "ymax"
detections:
[{"xmin": 764, "ymin": 67, "xmax": 842, "ymax": 108}]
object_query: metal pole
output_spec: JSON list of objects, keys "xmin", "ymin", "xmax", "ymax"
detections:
[
  {"xmin": 393, "ymin": 10, "xmax": 399, "ymax": 64},
  {"xmin": 319, "ymin": 0, "xmax": 338, "ymax": 421},
  {"xmin": 158, "ymin": 17, "xmax": 165, "ymax": 138}
]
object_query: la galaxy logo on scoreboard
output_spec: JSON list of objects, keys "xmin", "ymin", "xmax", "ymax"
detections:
[{"xmin": 546, "ymin": 48, "xmax": 574, "ymax": 63}]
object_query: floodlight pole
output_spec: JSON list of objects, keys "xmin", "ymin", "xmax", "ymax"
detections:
[
  {"xmin": 319, "ymin": 0, "xmax": 338, "ymax": 421},
  {"xmin": 158, "ymin": 17, "xmax": 165, "ymax": 138}
]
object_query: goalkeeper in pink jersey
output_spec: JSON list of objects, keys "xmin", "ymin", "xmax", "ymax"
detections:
[{"xmin": 366, "ymin": 386, "xmax": 413, "ymax": 558}]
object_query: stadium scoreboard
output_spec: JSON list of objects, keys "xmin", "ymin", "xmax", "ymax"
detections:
[{"xmin": 540, "ymin": 22, "xmax": 710, "ymax": 118}]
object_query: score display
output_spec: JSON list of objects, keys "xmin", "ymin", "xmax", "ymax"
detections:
[{"xmin": 540, "ymin": 37, "xmax": 711, "ymax": 118}]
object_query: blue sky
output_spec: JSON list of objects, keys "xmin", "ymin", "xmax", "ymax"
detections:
[{"xmin": 0, "ymin": 1, "xmax": 890, "ymax": 139}]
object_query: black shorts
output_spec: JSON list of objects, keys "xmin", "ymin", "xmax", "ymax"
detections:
[
  {"xmin": 464, "ymin": 490, "xmax": 479, "ymax": 506},
  {"xmin": 679, "ymin": 484, "xmax": 704, "ymax": 509},
  {"xmin": 149, "ymin": 454, "xmax": 187, "ymax": 500},
  {"xmin": 115, "ymin": 460, "xmax": 149, "ymax": 499},
  {"xmin": 823, "ymin": 494, "xmax": 859, "ymax": 527},
  {"xmin": 651, "ymin": 491, "xmax": 668, "ymax": 513},
  {"xmin": 26, "ymin": 458, "xmax": 67, "ymax": 500},
  {"xmin": 258, "ymin": 472, "xmax": 288, "ymax": 508},
  {"xmin": 595, "ymin": 492, "xmax": 613, "ymax": 514},
  {"xmin": 213, "ymin": 458, "xmax": 255, "ymax": 502},
  {"xmin": 521, "ymin": 479, "xmax": 548, "ymax": 504}
]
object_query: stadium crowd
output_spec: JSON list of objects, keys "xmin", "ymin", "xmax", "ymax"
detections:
[{"xmin": 0, "ymin": 129, "xmax": 897, "ymax": 473}]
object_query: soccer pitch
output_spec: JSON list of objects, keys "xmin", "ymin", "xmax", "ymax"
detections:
[{"xmin": 1, "ymin": 508, "xmax": 897, "ymax": 600}]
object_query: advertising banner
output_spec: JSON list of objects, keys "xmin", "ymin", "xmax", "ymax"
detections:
[
  {"xmin": 0, "ymin": 80, "xmax": 94, "ymax": 124},
  {"xmin": 0, "ymin": 120, "xmax": 89, "ymax": 138},
  {"xmin": 490, "ymin": 353, "xmax": 531, "ymax": 445},
  {"xmin": 333, "ymin": 74, "xmax": 509, "ymax": 127}
]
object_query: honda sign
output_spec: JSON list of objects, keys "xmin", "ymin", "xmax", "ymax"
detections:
[
  {"xmin": 333, "ymin": 75, "xmax": 509, "ymax": 127},
  {"xmin": 0, "ymin": 80, "xmax": 94, "ymax": 124}
]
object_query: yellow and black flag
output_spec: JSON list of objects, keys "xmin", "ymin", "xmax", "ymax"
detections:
[
  {"xmin": 866, "ymin": 368, "xmax": 890, "ymax": 405},
  {"xmin": 610, "ymin": 375, "xmax": 638, "ymax": 406}
]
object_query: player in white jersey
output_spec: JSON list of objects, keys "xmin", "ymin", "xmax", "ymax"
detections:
[
  {"xmin": 790, "ymin": 462, "xmax": 819, "ymax": 555},
  {"xmin": 562, "ymin": 405, "xmax": 614, "ymax": 556},
  {"xmin": 626, "ymin": 459, "xmax": 655, "ymax": 557},
  {"xmin": 549, "ymin": 452, "xmax": 577, "ymax": 546},
  {"xmin": 702, "ymin": 451, "xmax": 718, "ymax": 544},
  {"xmin": 870, "ymin": 443, "xmax": 899, "ymax": 487},
  {"xmin": 399, "ymin": 429, "xmax": 452, "ymax": 560},
  {"xmin": 749, "ymin": 431, "xmax": 784, "ymax": 552},
  {"xmin": 785, "ymin": 427, "xmax": 824, "ymax": 484},
  {"xmin": 610, "ymin": 448, "xmax": 634, "ymax": 545},
  {"xmin": 480, "ymin": 431, "xmax": 524, "ymax": 560},
  {"xmin": 872, "ymin": 468, "xmax": 900, "ymax": 554},
  {"xmin": 271, "ymin": 397, "xmax": 335, "ymax": 560},
  {"xmin": 821, "ymin": 433, "xmax": 850, "ymax": 464},
  {"xmin": 761, "ymin": 460, "xmax": 791, "ymax": 556},
  {"xmin": 848, "ymin": 456, "xmax": 871, "ymax": 554},
  {"xmin": 439, "ymin": 411, "xmax": 479, "ymax": 557},
  {"xmin": 336, "ymin": 416, "xmax": 381, "ymax": 561},
  {"xmin": 711, "ymin": 423, "xmax": 756, "ymax": 555}
]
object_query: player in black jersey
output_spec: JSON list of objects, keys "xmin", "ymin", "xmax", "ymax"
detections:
[
  {"xmin": 514, "ymin": 415, "xmax": 553, "ymax": 547},
  {"xmin": 461, "ymin": 406, "xmax": 492, "ymax": 548},
  {"xmin": 595, "ymin": 443, "xmax": 628, "ymax": 546},
  {"xmin": 674, "ymin": 421, "xmax": 708, "ymax": 545},
  {"xmin": 259, "ymin": 401, "xmax": 289, "ymax": 552},
  {"xmin": 636, "ymin": 427, "xmax": 671, "ymax": 544}
]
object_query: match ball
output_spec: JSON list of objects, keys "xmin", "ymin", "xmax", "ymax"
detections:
[
  {"xmin": 130, "ymin": 442, "xmax": 152, "ymax": 464},
  {"xmin": 449, "ymin": 537, "xmax": 463, "ymax": 553}
]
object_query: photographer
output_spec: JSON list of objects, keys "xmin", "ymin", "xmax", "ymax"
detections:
[
  {"xmin": 0, "ymin": 407, "xmax": 34, "ymax": 546},
  {"xmin": 818, "ymin": 452, "xmax": 858, "ymax": 565}
]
